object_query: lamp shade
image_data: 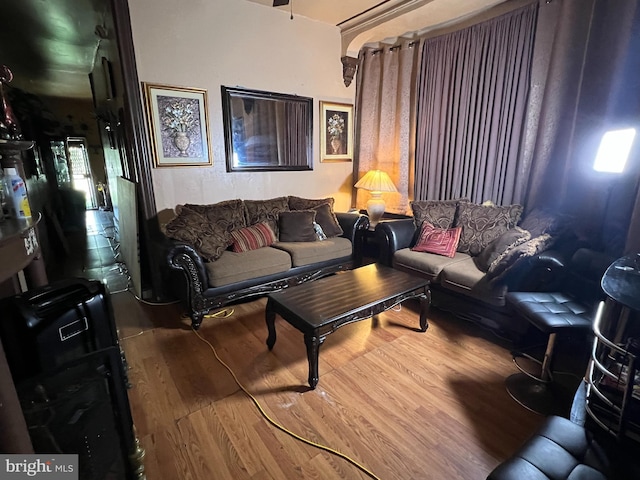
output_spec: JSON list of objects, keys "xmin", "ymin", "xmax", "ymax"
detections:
[
  {"xmin": 354, "ymin": 170, "xmax": 398, "ymax": 193},
  {"xmin": 354, "ymin": 170, "xmax": 397, "ymax": 229}
]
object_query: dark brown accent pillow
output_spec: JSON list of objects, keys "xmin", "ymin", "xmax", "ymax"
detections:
[
  {"xmin": 454, "ymin": 203, "xmax": 523, "ymax": 256},
  {"xmin": 164, "ymin": 206, "xmax": 231, "ymax": 261},
  {"xmin": 312, "ymin": 202, "xmax": 343, "ymax": 237},
  {"xmin": 243, "ymin": 197, "xmax": 290, "ymax": 234},
  {"xmin": 410, "ymin": 199, "xmax": 467, "ymax": 229},
  {"xmin": 278, "ymin": 210, "xmax": 318, "ymax": 242},
  {"xmin": 474, "ymin": 227, "xmax": 531, "ymax": 272},
  {"xmin": 288, "ymin": 196, "xmax": 335, "ymax": 211}
]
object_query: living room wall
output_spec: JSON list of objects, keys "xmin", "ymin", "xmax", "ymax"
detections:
[{"xmin": 128, "ymin": 0, "xmax": 355, "ymax": 214}]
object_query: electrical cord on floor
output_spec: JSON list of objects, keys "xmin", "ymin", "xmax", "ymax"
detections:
[
  {"xmin": 119, "ymin": 330, "xmax": 146, "ymax": 341},
  {"xmin": 192, "ymin": 313, "xmax": 381, "ymax": 480},
  {"xmin": 116, "ymin": 291, "xmax": 182, "ymax": 343},
  {"xmin": 109, "ymin": 287, "xmax": 130, "ymax": 295},
  {"xmin": 102, "ymin": 258, "xmax": 181, "ymax": 306},
  {"xmin": 110, "ymin": 266, "xmax": 379, "ymax": 478}
]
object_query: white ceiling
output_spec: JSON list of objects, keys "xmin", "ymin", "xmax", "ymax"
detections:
[
  {"xmin": 247, "ymin": 0, "xmax": 507, "ymax": 55},
  {"xmin": 0, "ymin": 0, "xmax": 107, "ymax": 99},
  {"xmin": 0, "ymin": 0, "xmax": 507, "ymax": 99}
]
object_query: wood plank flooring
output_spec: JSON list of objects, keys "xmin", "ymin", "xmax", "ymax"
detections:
[{"xmin": 111, "ymin": 291, "xmax": 544, "ymax": 480}]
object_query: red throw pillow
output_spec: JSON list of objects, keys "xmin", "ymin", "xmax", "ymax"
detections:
[
  {"xmin": 411, "ymin": 222, "xmax": 462, "ymax": 258},
  {"xmin": 230, "ymin": 222, "xmax": 277, "ymax": 252}
]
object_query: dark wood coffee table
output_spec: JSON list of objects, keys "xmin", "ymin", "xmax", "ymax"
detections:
[{"xmin": 265, "ymin": 263, "xmax": 430, "ymax": 388}]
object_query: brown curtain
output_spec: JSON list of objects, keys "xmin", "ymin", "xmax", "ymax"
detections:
[
  {"xmin": 282, "ymin": 102, "xmax": 308, "ymax": 166},
  {"xmin": 353, "ymin": 39, "xmax": 420, "ymax": 214},
  {"xmin": 524, "ymin": 0, "xmax": 640, "ymax": 256},
  {"xmin": 413, "ymin": 3, "xmax": 538, "ymax": 205}
]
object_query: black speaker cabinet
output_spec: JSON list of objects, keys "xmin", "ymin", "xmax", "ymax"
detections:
[
  {"xmin": 16, "ymin": 347, "xmax": 135, "ymax": 480},
  {"xmin": 0, "ymin": 278, "xmax": 119, "ymax": 383}
]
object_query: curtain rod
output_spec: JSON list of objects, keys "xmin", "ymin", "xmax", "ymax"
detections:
[
  {"xmin": 417, "ymin": 0, "xmax": 537, "ymax": 42},
  {"xmin": 362, "ymin": 0, "xmax": 536, "ymax": 57},
  {"xmin": 370, "ymin": 39, "xmax": 420, "ymax": 55}
]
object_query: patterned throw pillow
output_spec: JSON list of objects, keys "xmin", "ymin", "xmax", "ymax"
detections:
[
  {"xmin": 183, "ymin": 199, "xmax": 246, "ymax": 233},
  {"xmin": 164, "ymin": 206, "xmax": 231, "ymax": 261},
  {"xmin": 411, "ymin": 222, "xmax": 462, "ymax": 258},
  {"xmin": 230, "ymin": 222, "xmax": 277, "ymax": 252},
  {"xmin": 288, "ymin": 196, "xmax": 335, "ymax": 211},
  {"xmin": 454, "ymin": 203, "xmax": 523, "ymax": 256},
  {"xmin": 410, "ymin": 199, "xmax": 463, "ymax": 229},
  {"xmin": 474, "ymin": 227, "xmax": 531, "ymax": 272},
  {"xmin": 486, "ymin": 233, "xmax": 556, "ymax": 285},
  {"xmin": 243, "ymin": 197, "xmax": 290, "ymax": 235},
  {"xmin": 278, "ymin": 210, "xmax": 318, "ymax": 242},
  {"xmin": 311, "ymin": 202, "xmax": 343, "ymax": 237}
]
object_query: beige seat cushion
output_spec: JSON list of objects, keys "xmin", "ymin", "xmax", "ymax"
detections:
[
  {"xmin": 206, "ymin": 247, "xmax": 291, "ymax": 287},
  {"xmin": 439, "ymin": 257, "xmax": 508, "ymax": 306},
  {"xmin": 272, "ymin": 237, "xmax": 352, "ymax": 267},
  {"xmin": 393, "ymin": 249, "xmax": 470, "ymax": 282}
]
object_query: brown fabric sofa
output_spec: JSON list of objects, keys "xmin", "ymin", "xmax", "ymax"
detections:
[
  {"xmin": 160, "ymin": 196, "xmax": 369, "ymax": 329},
  {"xmin": 376, "ymin": 200, "xmax": 579, "ymax": 339}
]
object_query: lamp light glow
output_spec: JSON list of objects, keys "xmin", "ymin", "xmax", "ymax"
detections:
[
  {"xmin": 593, "ymin": 128, "xmax": 636, "ymax": 173},
  {"xmin": 354, "ymin": 169, "xmax": 398, "ymax": 228}
]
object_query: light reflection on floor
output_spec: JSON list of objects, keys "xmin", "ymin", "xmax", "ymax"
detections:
[{"xmin": 49, "ymin": 209, "xmax": 130, "ymax": 294}]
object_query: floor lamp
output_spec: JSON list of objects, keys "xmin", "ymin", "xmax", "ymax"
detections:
[
  {"xmin": 354, "ymin": 169, "xmax": 398, "ymax": 229},
  {"xmin": 593, "ymin": 127, "xmax": 635, "ymax": 174}
]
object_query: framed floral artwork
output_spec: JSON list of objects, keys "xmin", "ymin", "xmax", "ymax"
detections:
[
  {"xmin": 142, "ymin": 82, "xmax": 212, "ymax": 167},
  {"xmin": 320, "ymin": 101, "xmax": 353, "ymax": 162}
]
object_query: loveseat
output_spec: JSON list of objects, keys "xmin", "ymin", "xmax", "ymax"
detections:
[
  {"xmin": 375, "ymin": 200, "xmax": 580, "ymax": 339},
  {"xmin": 160, "ymin": 196, "xmax": 369, "ymax": 329}
]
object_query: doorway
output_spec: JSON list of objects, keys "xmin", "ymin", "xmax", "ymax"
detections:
[{"xmin": 66, "ymin": 137, "xmax": 98, "ymax": 210}]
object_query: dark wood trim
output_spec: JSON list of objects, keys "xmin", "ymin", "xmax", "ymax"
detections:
[
  {"xmin": 111, "ymin": 0, "xmax": 165, "ymax": 299},
  {"xmin": 111, "ymin": 0, "xmax": 155, "ymax": 219}
]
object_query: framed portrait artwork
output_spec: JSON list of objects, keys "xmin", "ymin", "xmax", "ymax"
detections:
[
  {"xmin": 143, "ymin": 82, "xmax": 212, "ymax": 167},
  {"xmin": 320, "ymin": 101, "xmax": 353, "ymax": 162}
]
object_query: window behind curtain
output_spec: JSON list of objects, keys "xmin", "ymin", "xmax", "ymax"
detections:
[{"xmin": 414, "ymin": 3, "xmax": 538, "ymax": 205}]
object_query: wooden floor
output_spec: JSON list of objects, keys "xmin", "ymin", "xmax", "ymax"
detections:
[{"xmin": 111, "ymin": 291, "xmax": 544, "ymax": 480}]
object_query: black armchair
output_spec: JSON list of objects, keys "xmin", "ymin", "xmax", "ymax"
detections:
[{"xmin": 487, "ymin": 415, "xmax": 610, "ymax": 480}]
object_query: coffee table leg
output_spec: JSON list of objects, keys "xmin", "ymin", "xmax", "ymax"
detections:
[
  {"xmin": 266, "ymin": 299, "xmax": 277, "ymax": 350},
  {"xmin": 419, "ymin": 288, "xmax": 431, "ymax": 332},
  {"xmin": 304, "ymin": 333, "xmax": 323, "ymax": 389}
]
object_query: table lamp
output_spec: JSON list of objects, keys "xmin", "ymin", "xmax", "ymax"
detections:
[{"xmin": 354, "ymin": 169, "xmax": 398, "ymax": 228}]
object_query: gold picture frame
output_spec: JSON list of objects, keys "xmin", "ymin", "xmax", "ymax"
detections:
[
  {"xmin": 320, "ymin": 101, "xmax": 353, "ymax": 162},
  {"xmin": 143, "ymin": 82, "xmax": 212, "ymax": 167}
]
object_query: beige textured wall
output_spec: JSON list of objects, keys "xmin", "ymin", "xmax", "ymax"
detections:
[{"xmin": 128, "ymin": 0, "xmax": 356, "ymax": 214}]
